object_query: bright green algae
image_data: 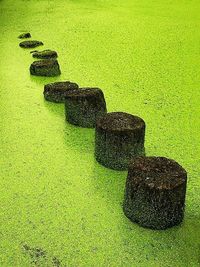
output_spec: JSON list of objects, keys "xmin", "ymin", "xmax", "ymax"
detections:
[{"xmin": 0, "ymin": 0, "xmax": 200, "ymax": 266}]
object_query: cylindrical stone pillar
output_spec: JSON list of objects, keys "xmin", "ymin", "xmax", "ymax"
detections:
[
  {"xmin": 44, "ymin": 81, "xmax": 79, "ymax": 103},
  {"xmin": 65, "ymin": 87, "xmax": 107, "ymax": 128},
  {"xmin": 123, "ymin": 156, "xmax": 187, "ymax": 230},
  {"xmin": 30, "ymin": 59, "xmax": 61, "ymax": 77},
  {"xmin": 95, "ymin": 112, "xmax": 145, "ymax": 170}
]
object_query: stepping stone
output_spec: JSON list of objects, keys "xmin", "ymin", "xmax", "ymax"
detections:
[
  {"xmin": 30, "ymin": 59, "xmax": 61, "ymax": 77},
  {"xmin": 95, "ymin": 112, "xmax": 145, "ymax": 170},
  {"xmin": 19, "ymin": 40, "xmax": 43, "ymax": 48},
  {"xmin": 18, "ymin": 32, "xmax": 31, "ymax": 39},
  {"xmin": 123, "ymin": 156, "xmax": 187, "ymax": 230},
  {"xmin": 65, "ymin": 87, "xmax": 107, "ymax": 128},
  {"xmin": 32, "ymin": 49, "xmax": 58, "ymax": 59},
  {"xmin": 44, "ymin": 81, "xmax": 79, "ymax": 103}
]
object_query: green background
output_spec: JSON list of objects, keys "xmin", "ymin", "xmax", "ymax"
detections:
[{"xmin": 0, "ymin": 0, "xmax": 200, "ymax": 266}]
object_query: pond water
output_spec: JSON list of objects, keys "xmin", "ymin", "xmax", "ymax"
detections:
[{"xmin": 0, "ymin": 0, "xmax": 200, "ymax": 266}]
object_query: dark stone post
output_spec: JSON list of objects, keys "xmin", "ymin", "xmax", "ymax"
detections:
[
  {"xmin": 65, "ymin": 87, "xmax": 107, "ymax": 128},
  {"xmin": 123, "ymin": 156, "xmax": 187, "ymax": 229},
  {"xmin": 95, "ymin": 112, "xmax": 145, "ymax": 170}
]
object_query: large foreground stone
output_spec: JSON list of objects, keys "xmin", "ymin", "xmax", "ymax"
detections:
[{"xmin": 123, "ymin": 156, "xmax": 187, "ymax": 229}]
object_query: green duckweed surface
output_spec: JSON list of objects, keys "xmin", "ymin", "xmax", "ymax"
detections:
[{"xmin": 0, "ymin": 0, "xmax": 200, "ymax": 266}]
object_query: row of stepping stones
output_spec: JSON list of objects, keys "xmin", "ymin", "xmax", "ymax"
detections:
[{"xmin": 18, "ymin": 32, "xmax": 187, "ymax": 230}]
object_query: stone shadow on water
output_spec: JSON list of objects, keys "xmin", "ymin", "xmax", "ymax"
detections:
[
  {"xmin": 30, "ymin": 75, "xmax": 61, "ymax": 86},
  {"xmin": 63, "ymin": 122, "xmax": 95, "ymax": 154},
  {"xmin": 91, "ymin": 161, "xmax": 127, "ymax": 205},
  {"xmin": 43, "ymin": 99, "xmax": 65, "ymax": 117}
]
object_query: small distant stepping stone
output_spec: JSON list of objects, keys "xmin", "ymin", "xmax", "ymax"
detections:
[
  {"xmin": 30, "ymin": 59, "xmax": 61, "ymax": 77},
  {"xmin": 95, "ymin": 112, "xmax": 145, "ymax": 170},
  {"xmin": 18, "ymin": 32, "xmax": 31, "ymax": 39},
  {"xmin": 44, "ymin": 81, "xmax": 79, "ymax": 103},
  {"xmin": 32, "ymin": 49, "xmax": 58, "ymax": 59},
  {"xmin": 19, "ymin": 40, "xmax": 43, "ymax": 48},
  {"xmin": 123, "ymin": 157, "xmax": 187, "ymax": 229},
  {"xmin": 65, "ymin": 88, "xmax": 107, "ymax": 128}
]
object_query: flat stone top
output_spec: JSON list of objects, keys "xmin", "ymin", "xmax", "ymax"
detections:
[
  {"xmin": 44, "ymin": 81, "xmax": 79, "ymax": 91},
  {"xmin": 31, "ymin": 59, "xmax": 58, "ymax": 68},
  {"xmin": 129, "ymin": 157, "xmax": 187, "ymax": 190},
  {"xmin": 96, "ymin": 112, "xmax": 145, "ymax": 132},
  {"xmin": 19, "ymin": 40, "xmax": 43, "ymax": 48},
  {"xmin": 32, "ymin": 49, "xmax": 58, "ymax": 58},
  {"xmin": 65, "ymin": 87, "xmax": 103, "ymax": 98}
]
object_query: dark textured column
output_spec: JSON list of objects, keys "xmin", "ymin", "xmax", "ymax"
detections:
[
  {"xmin": 44, "ymin": 81, "xmax": 79, "ymax": 103},
  {"xmin": 30, "ymin": 59, "xmax": 61, "ymax": 77},
  {"xmin": 123, "ymin": 156, "xmax": 187, "ymax": 230},
  {"xmin": 65, "ymin": 88, "xmax": 107, "ymax": 128},
  {"xmin": 95, "ymin": 112, "xmax": 145, "ymax": 170}
]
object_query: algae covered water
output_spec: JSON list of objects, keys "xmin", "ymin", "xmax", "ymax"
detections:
[{"xmin": 0, "ymin": 0, "xmax": 200, "ymax": 266}]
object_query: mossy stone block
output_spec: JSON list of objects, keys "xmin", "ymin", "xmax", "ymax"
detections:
[
  {"xmin": 19, "ymin": 40, "xmax": 43, "ymax": 48},
  {"xmin": 95, "ymin": 112, "xmax": 145, "ymax": 170},
  {"xmin": 44, "ymin": 81, "xmax": 79, "ymax": 103},
  {"xmin": 32, "ymin": 50, "xmax": 58, "ymax": 59},
  {"xmin": 30, "ymin": 59, "xmax": 61, "ymax": 77},
  {"xmin": 123, "ymin": 156, "xmax": 187, "ymax": 230},
  {"xmin": 18, "ymin": 32, "xmax": 31, "ymax": 39},
  {"xmin": 65, "ymin": 87, "xmax": 107, "ymax": 128}
]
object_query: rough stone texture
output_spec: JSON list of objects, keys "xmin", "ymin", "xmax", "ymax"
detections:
[
  {"xmin": 32, "ymin": 49, "xmax": 58, "ymax": 59},
  {"xmin": 65, "ymin": 87, "xmax": 107, "ymax": 128},
  {"xmin": 123, "ymin": 156, "xmax": 187, "ymax": 230},
  {"xmin": 18, "ymin": 32, "xmax": 31, "ymax": 39},
  {"xmin": 19, "ymin": 40, "xmax": 43, "ymax": 48},
  {"xmin": 30, "ymin": 59, "xmax": 61, "ymax": 77},
  {"xmin": 44, "ymin": 81, "xmax": 79, "ymax": 103},
  {"xmin": 95, "ymin": 112, "xmax": 145, "ymax": 170}
]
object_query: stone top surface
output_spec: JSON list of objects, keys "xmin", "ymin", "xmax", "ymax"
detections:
[
  {"xmin": 44, "ymin": 81, "xmax": 79, "ymax": 91},
  {"xmin": 128, "ymin": 156, "xmax": 187, "ymax": 190},
  {"xmin": 32, "ymin": 49, "xmax": 58, "ymax": 59},
  {"xmin": 65, "ymin": 87, "xmax": 103, "ymax": 98},
  {"xmin": 96, "ymin": 112, "xmax": 145, "ymax": 132}
]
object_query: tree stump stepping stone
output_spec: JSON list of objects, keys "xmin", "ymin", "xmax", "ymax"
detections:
[
  {"xmin": 95, "ymin": 112, "xmax": 145, "ymax": 170},
  {"xmin": 18, "ymin": 32, "xmax": 31, "ymax": 39},
  {"xmin": 123, "ymin": 156, "xmax": 187, "ymax": 230},
  {"xmin": 30, "ymin": 59, "xmax": 61, "ymax": 77},
  {"xmin": 32, "ymin": 50, "xmax": 58, "ymax": 59},
  {"xmin": 19, "ymin": 40, "xmax": 43, "ymax": 48},
  {"xmin": 65, "ymin": 87, "xmax": 107, "ymax": 128},
  {"xmin": 44, "ymin": 81, "xmax": 79, "ymax": 103}
]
